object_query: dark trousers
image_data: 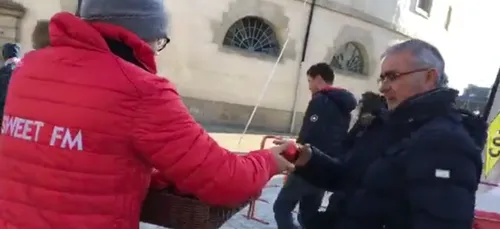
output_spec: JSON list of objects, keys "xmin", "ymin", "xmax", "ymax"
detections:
[{"xmin": 273, "ymin": 174, "xmax": 325, "ymax": 229}]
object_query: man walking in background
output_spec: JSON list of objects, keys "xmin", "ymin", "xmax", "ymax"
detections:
[
  {"xmin": 0, "ymin": 43, "xmax": 20, "ymax": 118},
  {"xmin": 273, "ymin": 63, "xmax": 357, "ymax": 228}
]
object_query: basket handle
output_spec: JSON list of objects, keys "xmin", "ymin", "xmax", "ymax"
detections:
[{"xmin": 150, "ymin": 169, "xmax": 194, "ymax": 197}]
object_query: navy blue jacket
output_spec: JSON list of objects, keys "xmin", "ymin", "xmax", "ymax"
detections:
[
  {"xmin": 0, "ymin": 43, "xmax": 20, "ymax": 117},
  {"xmin": 295, "ymin": 88, "xmax": 487, "ymax": 229},
  {"xmin": 297, "ymin": 86, "xmax": 357, "ymax": 155}
]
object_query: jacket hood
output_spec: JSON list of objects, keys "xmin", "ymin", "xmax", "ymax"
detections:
[
  {"xmin": 317, "ymin": 86, "xmax": 357, "ymax": 113},
  {"xmin": 460, "ymin": 110, "xmax": 487, "ymax": 148},
  {"xmin": 359, "ymin": 92, "xmax": 387, "ymax": 116},
  {"xmin": 49, "ymin": 12, "xmax": 157, "ymax": 73},
  {"xmin": 2, "ymin": 43, "xmax": 20, "ymax": 59}
]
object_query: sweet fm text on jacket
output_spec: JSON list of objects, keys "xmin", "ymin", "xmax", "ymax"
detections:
[{"xmin": 1, "ymin": 115, "xmax": 84, "ymax": 151}]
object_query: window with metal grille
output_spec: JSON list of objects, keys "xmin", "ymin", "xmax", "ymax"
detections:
[
  {"xmin": 331, "ymin": 42, "xmax": 365, "ymax": 75},
  {"xmin": 223, "ymin": 16, "xmax": 281, "ymax": 57}
]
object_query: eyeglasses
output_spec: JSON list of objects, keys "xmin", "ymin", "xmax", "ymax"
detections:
[
  {"xmin": 156, "ymin": 36, "xmax": 170, "ymax": 52},
  {"xmin": 378, "ymin": 68, "xmax": 430, "ymax": 84}
]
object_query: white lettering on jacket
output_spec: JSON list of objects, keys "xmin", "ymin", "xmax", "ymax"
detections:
[{"xmin": 2, "ymin": 114, "xmax": 84, "ymax": 151}]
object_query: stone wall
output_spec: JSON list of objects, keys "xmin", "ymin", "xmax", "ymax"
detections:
[{"xmin": 4, "ymin": 0, "xmax": 457, "ymax": 133}]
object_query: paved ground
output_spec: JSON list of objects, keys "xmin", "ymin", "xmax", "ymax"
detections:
[{"xmin": 209, "ymin": 132, "xmax": 275, "ymax": 152}]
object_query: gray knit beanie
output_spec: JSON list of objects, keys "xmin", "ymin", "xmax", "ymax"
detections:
[{"xmin": 79, "ymin": 0, "xmax": 168, "ymax": 42}]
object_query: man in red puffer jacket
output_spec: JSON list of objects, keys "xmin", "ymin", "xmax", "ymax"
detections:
[{"xmin": 0, "ymin": 0, "xmax": 295, "ymax": 229}]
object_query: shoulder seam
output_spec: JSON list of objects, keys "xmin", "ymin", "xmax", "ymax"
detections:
[{"xmin": 110, "ymin": 56, "xmax": 143, "ymax": 98}]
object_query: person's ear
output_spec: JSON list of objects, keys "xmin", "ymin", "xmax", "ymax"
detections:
[{"xmin": 426, "ymin": 69, "xmax": 439, "ymax": 86}]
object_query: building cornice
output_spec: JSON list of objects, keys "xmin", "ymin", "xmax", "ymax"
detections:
[
  {"xmin": 0, "ymin": 1, "xmax": 25, "ymax": 18},
  {"xmin": 295, "ymin": 0, "xmax": 414, "ymax": 38}
]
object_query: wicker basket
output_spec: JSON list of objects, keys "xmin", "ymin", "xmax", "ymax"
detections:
[{"xmin": 140, "ymin": 189, "xmax": 249, "ymax": 229}]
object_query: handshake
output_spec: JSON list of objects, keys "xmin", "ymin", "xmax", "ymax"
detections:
[{"xmin": 268, "ymin": 138, "xmax": 312, "ymax": 174}]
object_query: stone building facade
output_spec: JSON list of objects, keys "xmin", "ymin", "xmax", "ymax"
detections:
[{"xmin": 3, "ymin": 0, "xmax": 456, "ymax": 133}]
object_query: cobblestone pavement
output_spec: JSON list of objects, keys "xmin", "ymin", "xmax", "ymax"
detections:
[{"xmin": 140, "ymin": 175, "xmax": 331, "ymax": 229}]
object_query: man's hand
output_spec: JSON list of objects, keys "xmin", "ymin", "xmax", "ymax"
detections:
[
  {"xmin": 269, "ymin": 140, "xmax": 296, "ymax": 173},
  {"xmin": 273, "ymin": 139, "xmax": 313, "ymax": 167},
  {"xmin": 295, "ymin": 144, "xmax": 313, "ymax": 167}
]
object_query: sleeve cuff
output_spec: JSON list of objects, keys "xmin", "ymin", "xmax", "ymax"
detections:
[
  {"xmin": 294, "ymin": 146, "xmax": 344, "ymax": 189},
  {"xmin": 248, "ymin": 149, "xmax": 279, "ymax": 179}
]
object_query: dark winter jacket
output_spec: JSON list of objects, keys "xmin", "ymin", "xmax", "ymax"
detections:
[
  {"xmin": 0, "ymin": 43, "xmax": 20, "ymax": 117},
  {"xmin": 297, "ymin": 86, "xmax": 357, "ymax": 156},
  {"xmin": 343, "ymin": 91, "xmax": 387, "ymax": 150},
  {"xmin": 296, "ymin": 88, "xmax": 487, "ymax": 229},
  {"xmin": 321, "ymin": 107, "xmax": 388, "ymax": 220}
]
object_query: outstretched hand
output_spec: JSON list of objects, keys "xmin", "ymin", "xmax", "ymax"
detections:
[
  {"xmin": 272, "ymin": 139, "xmax": 313, "ymax": 167},
  {"xmin": 268, "ymin": 140, "xmax": 296, "ymax": 173},
  {"xmin": 295, "ymin": 144, "xmax": 312, "ymax": 167}
]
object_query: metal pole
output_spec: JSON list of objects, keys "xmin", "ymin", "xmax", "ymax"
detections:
[
  {"xmin": 289, "ymin": 0, "xmax": 316, "ymax": 133},
  {"xmin": 478, "ymin": 67, "xmax": 500, "ymax": 192},
  {"xmin": 290, "ymin": 63, "xmax": 303, "ymax": 133},
  {"xmin": 75, "ymin": 0, "xmax": 82, "ymax": 16},
  {"xmin": 483, "ymin": 67, "xmax": 500, "ymax": 122}
]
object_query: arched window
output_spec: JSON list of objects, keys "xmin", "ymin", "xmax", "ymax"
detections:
[
  {"xmin": 331, "ymin": 42, "xmax": 366, "ymax": 75},
  {"xmin": 223, "ymin": 16, "xmax": 281, "ymax": 57}
]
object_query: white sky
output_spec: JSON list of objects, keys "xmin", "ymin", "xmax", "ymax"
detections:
[{"xmin": 446, "ymin": 0, "xmax": 500, "ymax": 90}]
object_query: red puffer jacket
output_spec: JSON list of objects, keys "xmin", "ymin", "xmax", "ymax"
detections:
[{"xmin": 0, "ymin": 12, "xmax": 278, "ymax": 229}]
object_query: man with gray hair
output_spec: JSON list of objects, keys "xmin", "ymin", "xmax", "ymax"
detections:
[
  {"xmin": 278, "ymin": 39, "xmax": 488, "ymax": 229},
  {"xmin": 380, "ymin": 39, "xmax": 449, "ymax": 108}
]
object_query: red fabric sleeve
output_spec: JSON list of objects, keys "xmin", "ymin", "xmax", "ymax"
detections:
[
  {"xmin": 132, "ymin": 77, "xmax": 278, "ymax": 206},
  {"xmin": 150, "ymin": 169, "xmax": 169, "ymax": 190}
]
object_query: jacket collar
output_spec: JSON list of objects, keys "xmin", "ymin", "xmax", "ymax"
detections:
[
  {"xmin": 49, "ymin": 12, "xmax": 157, "ymax": 73},
  {"xmin": 4, "ymin": 57, "xmax": 19, "ymax": 66},
  {"xmin": 314, "ymin": 85, "xmax": 343, "ymax": 95},
  {"xmin": 389, "ymin": 88, "xmax": 459, "ymax": 123}
]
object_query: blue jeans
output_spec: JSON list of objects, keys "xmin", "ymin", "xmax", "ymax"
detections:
[{"xmin": 273, "ymin": 174, "xmax": 325, "ymax": 229}]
